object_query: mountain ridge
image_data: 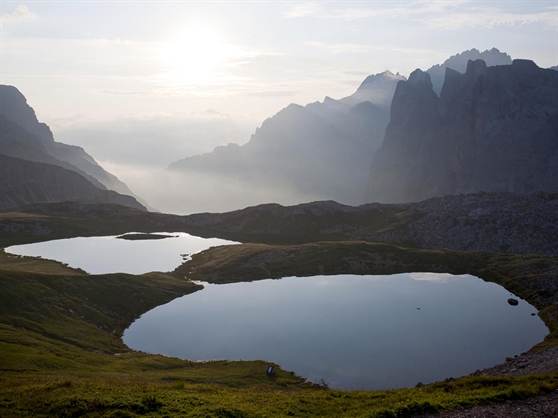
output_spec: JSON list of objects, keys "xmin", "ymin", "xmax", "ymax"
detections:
[
  {"xmin": 0, "ymin": 85, "xmax": 148, "ymax": 211},
  {"xmin": 366, "ymin": 58, "xmax": 558, "ymax": 203}
]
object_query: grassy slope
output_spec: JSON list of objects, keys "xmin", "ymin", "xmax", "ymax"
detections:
[{"xmin": 1, "ymin": 210, "xmax": 558, "ymax": 417}]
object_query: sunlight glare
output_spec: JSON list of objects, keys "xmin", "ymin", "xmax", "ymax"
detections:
[{"xmin": 160, "ymin": 24, "xmax": 229, "ymax": 85}]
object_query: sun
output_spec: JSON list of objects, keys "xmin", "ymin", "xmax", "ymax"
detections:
[{"xmin": 160, "ymin": 24, "xmax": 229, "ymax": 85}]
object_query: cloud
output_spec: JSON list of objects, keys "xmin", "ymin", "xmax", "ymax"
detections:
[
  {"xmin": 282, "ymin": 3, "xmax": 322, "ymax": 18},
  {"xmin": 307, "ymin": 41, "xmax": 436, "ymax": 55},
  {"xmin": 283, "ymin": 1, "xmax": 557, "ymax": 29},
  {"xmin": 425, "ymin": 8, "xmax": 558, "ymax": 30},
  {"xmin": 1, "ymin": 5, "xmax": 38, "ymax": 24},
  {"xmin": 240, "ymin": 90, "xmax": 301, "ymax": 98},
  {"xmin": 283, "ymin": 1, "xmax": 464, "ymax": 21}
]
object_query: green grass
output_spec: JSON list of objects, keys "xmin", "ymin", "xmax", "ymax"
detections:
[{"xmin": 1, "ymin": 372, "xmax": 557, "ymax": 417}]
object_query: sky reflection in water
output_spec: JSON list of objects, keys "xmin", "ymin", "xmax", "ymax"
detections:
[
  {"xmin": 6, "ymin": 232, "xmax": 238, "ymax": 275},
  {"xmin": 124, "ymin": 273, "xmax": 548, "ymax": 390}
]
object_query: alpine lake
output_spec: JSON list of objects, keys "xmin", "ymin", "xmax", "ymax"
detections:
[{"xmin": 6, "ymin": 232, "xmax": 548, "ymax": 390}]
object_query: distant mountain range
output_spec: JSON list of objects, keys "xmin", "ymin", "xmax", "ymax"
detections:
[
  {"xmin": 3, "ymin": 47, "xmax": 555, "ymax": 214},
  {"xmin": 0, "ymin": 85, "xmax": 148, "ymax": 211},
  {"xmin": 166, "ymin": 48, "xmax": 537, "ymax": 210}
]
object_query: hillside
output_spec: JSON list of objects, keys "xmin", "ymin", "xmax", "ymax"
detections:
[
  {"xmin": 0, "ymin": 154, "xmax": 146, "ymax": 211},
  {"xmin": 0, "ymin": 85, "xmax": 149, "ymax": 211}
]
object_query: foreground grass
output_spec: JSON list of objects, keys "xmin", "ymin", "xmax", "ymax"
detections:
[{"xmin": 1, "ymin": 373, "xmax": 557, "ymax": 418}]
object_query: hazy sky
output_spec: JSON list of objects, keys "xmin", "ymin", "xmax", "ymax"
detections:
[{"xmin": 1, "ymin": 1, "xmax": 557, "ymax": 178}]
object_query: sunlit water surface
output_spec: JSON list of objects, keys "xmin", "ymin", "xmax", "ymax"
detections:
[
  {"xmin": 5, "ymin": 232, "xmax": 238, "ymax": 274},
  {"xmin": 124, "ymin": 273, "xmax": 547, "ymax": 390}
]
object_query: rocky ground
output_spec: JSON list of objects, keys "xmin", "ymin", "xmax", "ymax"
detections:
[
  {"xmin": 364, "ymin": 191, "xmax": 558, "ymax": 255},
  {"xmin": 411, "ymin": 348, "xmax": 558, "ymax": 417},
  {"xmin": 417, "ymin": 390, "xmax": 558, "ymax": 418},
  {"xmin": 481, "ymin": 346, "xmax": 558, "ymax": 378}
]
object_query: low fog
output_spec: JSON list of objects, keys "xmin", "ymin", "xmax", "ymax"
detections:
[
  {"xmin": 134, "ymin": 169, "xmax": 324, "ymax": 215},
  {"xmin": 55, "ymin": 112, "xmax": 254, "ymax": 171}
]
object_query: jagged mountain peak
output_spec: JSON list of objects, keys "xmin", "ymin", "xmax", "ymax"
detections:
[
  {"xmin": 427, "ymin": 47, "xmax": 512, "ymax": 95},
  {"xmin": 357, "ymin": 70, "xmax": 406, "ymax": 91},
  {"xmin": 408, "ymin": 69, "xmax": 432, "ymax": 85}
]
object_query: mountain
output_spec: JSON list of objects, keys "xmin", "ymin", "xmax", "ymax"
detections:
[
  {"xmin": 0, "ymin": 85, "xmax": 152, "ymax": 210},
  {"xmin": 426, "ymin": 48, "xmax": 512, "ymax": 95},
  {"xmin": 340, "ymin": 70, "xmax": 406, "ymax": 107},
  {"xmin": 163, "ymin": 49, "xmax": 517, "ymax": 214},
  {"xmin": 366, "ymin": 59, "xmax": 558, "ymax": 203},
  {"xmin": 166, "ymin": 71, "xmax": 404, "ymax": 210},
  {"xmin": 0, "ymin": 154, "xmax": 146, "ymax": 211},
  {"xmin": 0, "ymin": 85, "xmax": 147, "ymax": 211}
]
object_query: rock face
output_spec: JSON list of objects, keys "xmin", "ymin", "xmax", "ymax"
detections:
[
  {"xmin": 168, "ymin": 71, "xmax": 402, "ymax": 206},
  {"xmin": 366, "ymin": 59, "xmax": 558, "ymax": 203},
  {"xmin": 0, "ymin": 85, "xmax": 147, "ymax": 211},
  {"xmin": 0, "ymin": 85, "xmax": 150, "ymax": 209}
]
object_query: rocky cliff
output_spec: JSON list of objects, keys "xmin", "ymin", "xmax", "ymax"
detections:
[{"xmin": 367, "ymin": 59, "xmax": 558, "ymax": 203}]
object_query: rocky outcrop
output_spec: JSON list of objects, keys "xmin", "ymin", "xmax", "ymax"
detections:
[{"xmin": 366, "ymin": 59, "xmax": 558, "ymax": 204}]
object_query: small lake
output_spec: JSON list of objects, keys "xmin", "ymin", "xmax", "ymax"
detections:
[
  {"xmin": 124, "ymin": 273, "xmax": 547, "ymax": 390},
  {"xmin": 5, "ymin": 232, "xmax": 238, "ymax": 274}
]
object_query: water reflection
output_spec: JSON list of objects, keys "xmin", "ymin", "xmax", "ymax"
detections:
[
  {"xmin": 5, "ymin": 232, "xmax": 238, "ymax": 274},
  {"xmin": 124, "ymin": 274, "xmax": 547, "ymax": 390}
]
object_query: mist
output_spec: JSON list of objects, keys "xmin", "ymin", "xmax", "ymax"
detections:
[
  {"xmin": 126, "ymin": 169, "xmax": 324, "ymax": 215},
  {"xmin": 55, "ymin": 112, "xmax": 255, "ymax": 171}
]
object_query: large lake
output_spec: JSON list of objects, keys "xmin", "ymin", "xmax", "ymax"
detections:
[
  {"xmin": 124, "ymin": 273, "xmax": 547, "ymax": 390},
  {"xmin": 5, "ymin": 232, "xmax": 238, "ymax": 274}
]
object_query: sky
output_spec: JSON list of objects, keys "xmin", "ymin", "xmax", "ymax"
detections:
[{"xmin": 1, "ymin": 0, "xmax": 557, "ymax": 188}]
